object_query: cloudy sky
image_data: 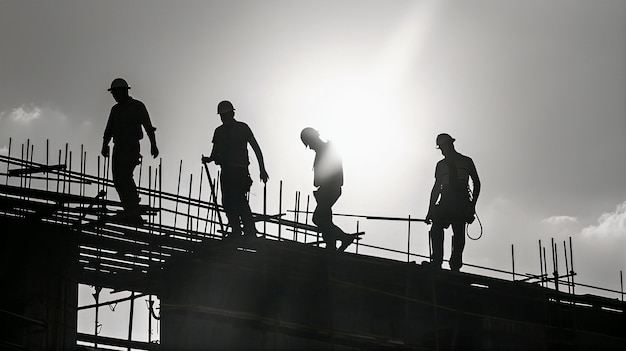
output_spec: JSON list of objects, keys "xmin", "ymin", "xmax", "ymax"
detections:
[{"xmin": 1, "ymin": 0, "xmax": 625, "ymax": 343}]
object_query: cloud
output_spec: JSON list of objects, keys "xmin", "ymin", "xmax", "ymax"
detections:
[
  {"xmin": 582, "ymin": 201, "xmax": 626, "ymax": 238},
  {"xmin": 541, "ymin": 215, "xmax": 578, "ymax": 225},
  {"xmin": 0, "ymin": 103, "xmax": 42, "ymax": 124},
  {"xmin": 0, "ymin": 146, "xmax": 8, "ymax": 155}
]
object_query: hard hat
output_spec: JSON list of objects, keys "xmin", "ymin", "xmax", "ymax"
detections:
[
  {"xmin": 108, "ymin": 78, "xmax": 130, "ymax": 91},
  {"xmin": 300, "ymin": 127, "xmax": 319, "ymax": 147},
  {"xmin": 436, "ymin": 133, "xmax": 455, "ymax": 148},
  {"xmin": 217, "ymin": 100, "xmax": 235, "ymax": 114}
]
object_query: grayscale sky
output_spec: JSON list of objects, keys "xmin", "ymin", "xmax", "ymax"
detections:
[{"xmin": 1, "ymin": 0, "xmax": 625, "ymax": 344}]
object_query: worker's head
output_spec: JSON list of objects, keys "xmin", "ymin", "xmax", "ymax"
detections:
[
  {"xmin": 108, "ymin": 78, "xmax": 130, "ymax": 103},
  {"xmin": 217, "ymin": 100, "xmax": 235, "ymax": 121},
  {"xmin": 300, "ymin": 127, "xmax": 322, "ymax": 150},
  {"xmin": 436, "ymin": 133, "xmax": 456, "ymax": 154}
]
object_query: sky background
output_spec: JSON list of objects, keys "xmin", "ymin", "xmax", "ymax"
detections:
[{"xmin": 1, "ymin": 0, "xmax": 625, "ymax": 345}]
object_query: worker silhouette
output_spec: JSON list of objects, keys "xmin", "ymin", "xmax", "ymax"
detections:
[
  {"xmin": 202, "ymin": 100, "xmax": 269, "ymax": 240},
  {"xmin": 425, "ymin": 133, "xmax": 480, "ymax": 271},
  {"xmin": 300, "ymin": 128, "xmax": 356, "ymax": 252},
  {"xmin": 101, "ymin": 78, "xmax": 159, "ymax": 223}
]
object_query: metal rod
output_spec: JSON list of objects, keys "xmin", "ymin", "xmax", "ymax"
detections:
[
  {"xmin": 45, "ymin": 139, "xmax": 49, "ymax": 191},
  {"xmin": 542, "ymin": 246, "xmax": 548, "ymax": 288},
  {"xmin": 127, "ymin": 291, "xmax": 135, "ymax": 351},
  {"xmin": 174, "ymin": 160, "xmax": 182, "ymax": 229},
  {"xmin": 187, "ymin": 174, "xmax": 193, "ymax": 234},
  {"xmin": 619, "ymin": 270, "xmax": 624, "ymax": 302},
  {"xmin": 563, "ymin": 240, "xmax": 571, "ymax": 295},
  {"xmin": 538, "ymin": 240, "xmax": 544, "ymax": 287},
  {"xmin": 197, "ymin": 166, "xmax": 203, "ymax": 233},
  {"xmin": 5, "ymin": 137, "xmax": 11, "ymax": 187},
  {"xmin": 552, "ymin": 238, "xmax": 559, "ymax": 292},
  {"xmin": 511, "ymin": 244, "xmax": 516, "ymax": 281},
  {"xmin": 569, "ymin": 237, "xmax": 575, "ymax": 295},
  {"xmin": 294, "ymin": 191, "xmax": 300, "ymax": 241},
  {"xmin": 278, "ymin": 180, "xmax": 283, "ymax": 240},
  {"xmin": 407, "ymin": 215, "xmax": 411, "ymax": 262}
]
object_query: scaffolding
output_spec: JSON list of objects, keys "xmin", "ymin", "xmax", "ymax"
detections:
[{"xmin": 0, "ymin": 139, "xmax": 624, "ymax": 350}]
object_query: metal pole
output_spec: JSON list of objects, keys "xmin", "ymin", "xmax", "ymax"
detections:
[
  {"xmin": 174, "ymin": 160, "xmax": 182, "ymax": 228},
  {"xmin": 511, "ymin": 244, "xmax": 516, "ymax": 281},
  {"xmin": 407, "ymin": 215, "xmax": 411, "ymax": 263},
  {"xmin": 278, "ymin": 180, "xmax": 283, "ymax": 240},
  {"xmin": 127, "ymin": 291, "xmax": 135, "ymax": 351},
  {"xmin": 563, "ymin": 241, "xmax": 571, "ymax": 295},
  {"xmin": 619, "ymin": 270, "xmax": 624, "ymax": 302},
  {"xmin": 187, "ymin": 174, "xmax": 193, "ymax": 234},
  {"xmin": 569, "ymin": 237, "xmax": 575, "ymax": 295},
  {"xmin": 294, "ymin": 191, "xmax": 300, "ymax": 241},
  {"xmin": 197, "ymin": 166, "xmax": 203, "ymax": 233},
  {"xmin": 538, "ymin": 240, "xmax": 544, "ymax": 287}
]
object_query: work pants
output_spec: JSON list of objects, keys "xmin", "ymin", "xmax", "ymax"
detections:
[
  {"xmin": 220, "ymin": 167, "xmax": 255, "ymax": 236},
  {"xmin": 429, "ymin": 221, "xmax": 466, "ymax": 270},
  {"xmin": 112, "ymin": 144, "xmax": 141, "ymax": 213},
  {"xmin": 313, "ymin": 185, "xmax": 346, "ymax": 249}
]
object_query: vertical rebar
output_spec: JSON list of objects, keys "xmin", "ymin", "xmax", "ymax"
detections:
[
  {"xmin": 563, "ymin": 240, "xmax": 571, "ymax": 295},
  {"xmin": 45, "ymin": 139, "xmax": 48, "ymax": 191},
  {"xmin": 305, "ymin": 194, "xmax": 310, "ymax": 244},
  {"xmin": 5, "ymin": 137, "xmax": 11, "ymax": 187},
  {"xmin": 542, "ymin": 246, "xmax": 550, "ymax": 287},
  {"xmin": 159, "ymin": 158, "xmax": 163, "ymax": 235},
  {"xmin": 93, "ymin": 286, "xmax": 102, "ymax": 348},
  {"xmin": 28, "ymin": 143, "xmax": 34, "ymax": 189},
  {"xmin": 63, "ymin": 143, "xmax": 68, "ymax": 194},
  {"xmin": 57, "ymin": 150, "xmax": 61, "ymax": 193},
  {"xmin": 128, "ymin": 291, "xmax": 135, "ymax": 351},
  {"xmin": 569, "ymin": 237, "xmax": 575, "ymax": 295},
  {"xmin": 552, "ymin": 238, "xmax": 559, "ymax": 292},
  {"xmin": 278, "ymin": 180, "xmax": 283, "ymax": 240},
  {"xmin": 294, "ymin": 191, "xmax": 300, "ymax": 242},
  {"xmin": 68, "ymin": 151, "xmax": 72, "ymax": 197},
  {"xmin": 197, "ymin": 166, "xmax": 203, "ymax": 233},
  {"xmin": 407, "ymin": 215, "xmax": 411, "ymax": 263},
  {"xmin": 80, "ymin": 145, "xmax": 84, "ymax": 198},
  {"xmin": 174, "ymin": 160, "xmax": 182, "ymax": 229},
  {"xmin": 539, "ymin": 240, "xmax": 544, "ymax": 287},
  {"xmin": 511, "ymin": 244, "xmax": 516, "ymax": 281},
  {"xmin": 187, "ymin": 174, "xmax": 193, "ymax": 234},
  {"xmin": 619, "ymin": 270, "xmax": 624, "ymax": 302},
  {"xmin": 355, "ymin": 220, "xmax": 360, "ymax": 254}
]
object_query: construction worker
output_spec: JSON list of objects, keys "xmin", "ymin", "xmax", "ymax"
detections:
[
  {"xmin": 202, "ymin": 100, "xmax": 268, "ymax": 239},
  {"xmin": 300, "ymin": 127, "xmax": 356, "ymax": 252},
  {"xmin": 425, "ymin": 133, "xmax": 480, "ymax": 271},
  {"xmin": 101, "ymin": 78, "xmax": 159, "ymax": 223}
]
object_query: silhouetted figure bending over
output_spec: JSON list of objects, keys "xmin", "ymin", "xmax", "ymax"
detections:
[
  {"xmin": 202, "ymin": 100, "xmax": 268, "ymax": 239},
  {"xmin": 425, "ymin": 133, "xmax": 480, "ymax": 271},
  {"xmin": 102, "ymin": 78, "xmax": 159, "ymax": 222},
  {"xmin": 300, "ymin": 128, "xmax": 355, "ymax": 252}
]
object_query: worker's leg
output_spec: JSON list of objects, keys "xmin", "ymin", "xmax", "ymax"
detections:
[
  {"xmin": 112, "ymin": 147, "xmax": 140, "ymax": 213},
  {"xmin": 449, "ymin": 221, "xmax": 466, "ymax": 271},
  {"xmin": 429, "ymin": 222, "xmax": 445, "ymax": 268}
]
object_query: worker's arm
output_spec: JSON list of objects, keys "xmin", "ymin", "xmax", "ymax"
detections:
[
  {"xmin": 249, "ymin": 135, "xmax": 269, "ymax": 183},
  {"xmin": 469, "ymin": 161, "xmax": 481, "ymax": 208},
  {"xmin": 425, "ymin": 177, "xmax": 442, "ymax": 224},
  {"xmin": 101, "ymin": 112, "xmax": 113, "ymax": 157},
  {"xmin": 139, "ymin": 104, "xmax": 159, "ymax": 158}
]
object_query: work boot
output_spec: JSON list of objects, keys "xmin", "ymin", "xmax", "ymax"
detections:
[{"xmin": 338, "ymin": 234, "xmax": 355, "ymax": 252}]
